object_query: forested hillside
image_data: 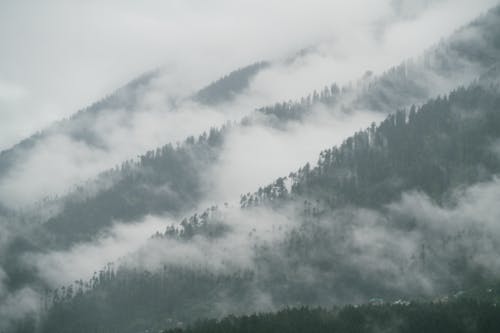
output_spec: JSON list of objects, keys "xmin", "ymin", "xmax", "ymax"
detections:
[
  {"xmin": 29, "ymin": 83, "xmax": 500, "ymax": 333},
  {"xmin": 257, "ymin": 5, "xmax": 500, "ymax": 123},
  {"xmin": 163, "ymin": 297, "xmax": 500, "ymax": 333},
  {"xmin": 0, "ymin": 60, "xmax": 269, "ymax": 213},
  {"xmin": 245, "ymin": 84, "xmax": 500, "ymax": 209},
  {"xmin": 40, "ymin": 127, "xmax": 227, "ymax": 247},
  {"xmin": 3, "ymin": 4, "xmax": 500, "ymax": 333},
  {"xmin": 3, "ymin": 4, "xmax": 500, "ymax": 213},
  {"xmin": 3, "ymin": 4, "xmax": 500, "ymax": 231}
]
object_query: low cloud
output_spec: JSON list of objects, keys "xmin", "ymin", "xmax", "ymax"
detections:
[
  {"xmin": 0, "ymin": 0, "xmax": 495, "ymax": 150},
  {"xmin": 0, "ymin": 0, "xmax": 496, "ymax": 209},
  {"xmin": 0, "ymin": 264, "xmax": 40, "ymax": 332},
  {"xmin": 26, "ymin": 216, "xmax": 168, "ymax": 288},
  {"xmin": 13, "ymin": 174, "xmax": 500, "ymax": 324},
  {"xmin": 203, "ymin": 107, "xmax": 383, "ymax": 205},
  {"xmin": 125, "ymin": 205, "xmax": 298, "ymax": 273},
  {"xmin": 1, "ymin": 0, "xmax": 499, "ymax": 327}
]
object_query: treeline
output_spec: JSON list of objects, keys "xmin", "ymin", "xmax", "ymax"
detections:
[
  {"xmin": 39, "ymin": 265, "xmax": 255, "ymax": 333},
  {"xmin": 163, "ymin": 299, "xmax": 500, "ymax": 333},
  {"xmin": 255, "ymin": 5, "xmax": 500, "ymax": 123},
  {"xmin": 242, "ymin": 84, "xmax": 500, "ymax": 209},
  {"xmin": 257, "ymin": 83, "xmax": 341, "ymax": 121},
  {"xmin": 194, "ymin": 61, "xmax": 269, "ymax": 105},
  {"xmin": 37, "ymin": 125, "xmax": 228, "ymax": 247},
  {"xmin": 152, "ymin": 205, "xmax": 230, "ymax": 241}
]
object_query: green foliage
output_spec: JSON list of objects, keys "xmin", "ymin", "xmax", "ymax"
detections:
[
  {"xmin": 38, "ymin": 126, "xmax": 228, "ymax": 247},
  {"xmin": 155, "ymin": 205, "xmax": 231, "ymax": 241},
  {"xmin": 243, "ymin": 84, "xmax": 500, "ymax": 208},
  {"xmin": 35, "ymin": 83, "xmax": 500, "ymax": 333},
  {"xmin": 257, "ymin": 84, "xmax": 340, "ymax": 121},
  {"xmin": 164, "ymin": 300, "xmax": 500, "ymax": 333},
  {"xmin": 40, "ymin": 266, "xmax": 255, "ymax": 333}
]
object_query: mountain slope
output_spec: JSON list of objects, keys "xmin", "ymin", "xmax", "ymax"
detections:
[
  {"xmin": 34, "ymin": 83, "xmax": 500, "ymax": 333},
  {"xmin": 0, "ymin": 70, "xmax": 159, "ymax": 174},
  {"xmin": 3, "ymin": 5, "xmax": 500, "ymax": 310},
  {"xmin": 162, "ymin": 298, "xmax": 500, "ymax": 333},
  {"xmin": 3, "ymin": 5, "xmax": 500, "ymax": 212},
  {"xmin": 0, "ymin": 62, "xmax": 268, "ymax": 210},
  {"xmin": 5, "ymin": 7, "xmax": 500, "ymax": 333},
  {"xmin": 258, "ymin": 5, "xmax": 500, "ymax": 122},
  {"xmin": 193, "ymin": 61, "xmax": 270, "ymax": 105},
  {"xmin": 4, "ymin": 5, "xmax": 500, "ymax": 211}
]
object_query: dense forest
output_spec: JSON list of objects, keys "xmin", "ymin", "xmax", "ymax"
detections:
[
  {"xmin": 194, "ymin": 62, "xmax": 270, "ymax": 105},
  {"xmin": 39, "ymin": 126, "xmax": 227, "ymax": 247},
  {"xmin": 22, "ymin": 83, "xmax": 500, "ymax": 333},
  {"xmin": 244, "ymin": 84, "xmax": 500, "ymax": 209},
  {"xmin": 163, "ymin": 298, "xmax": 500, "ymax": 333}
]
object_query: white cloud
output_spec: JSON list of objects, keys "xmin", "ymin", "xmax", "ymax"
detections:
[
  {"xmin": 203, "ymin": 107, "xmax": 383, "ymax": 205},
  {"xmin": 0, "ymin": 0, "xmax": 496, "ymax": 150},
  {"xmin": 26, "ymin": 216, "xmax": 168, "ymax": 287}
]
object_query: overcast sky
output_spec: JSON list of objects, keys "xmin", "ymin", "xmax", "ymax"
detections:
[{"xmin": 0, "ymin": 0, "xmax": 497, "ymax": 150}]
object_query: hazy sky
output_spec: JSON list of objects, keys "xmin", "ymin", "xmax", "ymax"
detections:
[{"xmin": 0, "ymin": 0, "xmax": 497, "ymax": 150}]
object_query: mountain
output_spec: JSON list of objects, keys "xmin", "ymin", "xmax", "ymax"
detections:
[
  {"xmin": 2, "ymin": 5, "xmax": 500, "ymax": 211},
  {"xmin": 24, "ymin": 4, "xmax": 500, "ymax": 248},
  {"xmin": 0, "ymin": 61, "xmax": 270, "ymax": 167},
  {"xmin": 33, "ymin": 82, "xmax": 500, "ymax": 333},
  {"xmin": 259, "ymin": 6, "xmax": 500, "ymax": 123},
  {"xmin": 4, "ymin": 5, "xmax": 500, "ymax": 333},
  {"xmin": 0, "ymin": 61, "xmax": 269, "ymax": 211},
  {"xmin": 4, "ymin": 5, "xmax": 500, "ymax": 212}
]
